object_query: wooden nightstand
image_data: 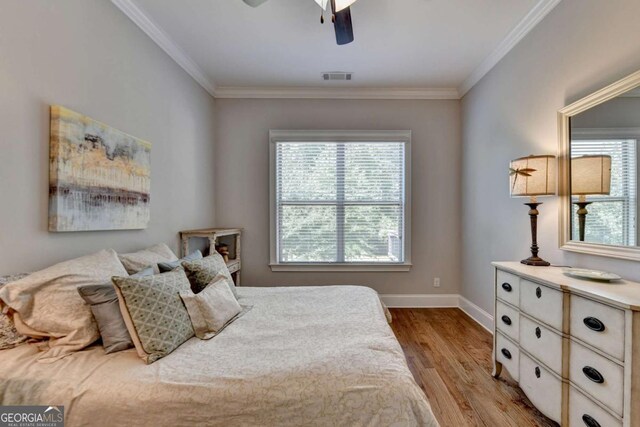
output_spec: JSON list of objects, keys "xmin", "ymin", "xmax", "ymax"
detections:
[{"xmin": 179, "ymin": 228, "xmax": 242, "ymax": 286}]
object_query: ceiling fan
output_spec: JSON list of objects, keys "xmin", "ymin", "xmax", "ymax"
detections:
[{"xmin": 242, "ymin": 0, "xmax": 357, "ymax": 45}]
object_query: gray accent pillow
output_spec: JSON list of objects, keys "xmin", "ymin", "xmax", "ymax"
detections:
[
  {"xmin": 118, "ymin": 243, "xmax": 178, "ymax": 274},
  {"xmin": 157, "ymin": 250, "xmax": 203, "ymax": 273},
  {"xmin": 182, "ymin": 252, "xmax": 237, "ymax": 297},
  {"xmin": 112, "ymin": 268, "xmax": 195, "ymax": 364},
  {"xmin": 78, "ymin": 267, "xmax": 153, "ymax": 354}
]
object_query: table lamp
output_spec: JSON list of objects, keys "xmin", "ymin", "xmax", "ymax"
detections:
[
  {"xmin": 509, "ymin": 155, "xmax": 557, "ymax": 266},
  {"xmin": 571, "ymin": 155, "xmax": 612, "ymax": 241}
]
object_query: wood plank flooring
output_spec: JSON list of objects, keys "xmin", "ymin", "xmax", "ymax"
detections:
[{"xmin": 390, "ymin": 308, "xmax": 557, "ymax": 427}]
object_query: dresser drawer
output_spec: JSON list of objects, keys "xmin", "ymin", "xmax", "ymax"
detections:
[
  {"xmin": 496, "ymin": 332, "xmax": 519, "ymax": 381},
  {"xmin": 496, "ymin": 300, "xmax": 519, "ymax": 341},
  {"xmin": 520, "ymin": 280, "xmax": 564, "ymax": 331},
  {"xmin": 520, "ymin": 353, "xmax": 563, "ymax": 423},
  {"xmin": 569, "ymin": 386, "xmax": 622, "ymax": 427},
  {"xmin": 520, "ymin": 315, "xmax": 563, "ymax": 375},
  {"xmin": 569, "ymin": 340, "xmax": 624, "ymax": 416},
  {"xmin": 570, "ymin": 295, "xmax": 625, "ymax": 362},
  {"xmin": 496, "ymin": 270, "xmax": 519, "ymax": 307}
]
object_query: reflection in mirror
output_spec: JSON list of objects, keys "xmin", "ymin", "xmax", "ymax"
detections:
[{"xmin": 569, "ymin": 90, "xmax": 639, "ymax": 246}]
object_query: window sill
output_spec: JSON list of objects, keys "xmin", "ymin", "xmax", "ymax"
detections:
[{"xmin": 269, "ymin": 263, "xmax": 412, "ymax": 272}]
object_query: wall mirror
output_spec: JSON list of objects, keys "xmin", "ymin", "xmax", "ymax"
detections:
[{"xmin": 559, "ymin": 70, "xmax": 640, "ymax": 261}]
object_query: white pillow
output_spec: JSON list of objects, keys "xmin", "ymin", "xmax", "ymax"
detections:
[
  {"xmin": 0, "ymin": 249, "xmax": 128, "ymax": 362},
  {"xmin": 118, "ymin": 243, "xmax": 177, "ymax": 274},
  {"xmin": 179, "ymin": 275, "xmax": 243, "ymax": 339}
]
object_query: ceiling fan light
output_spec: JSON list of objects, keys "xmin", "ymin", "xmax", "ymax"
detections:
[
  {"xmin": 314, "ymin": 0, "xmax": 329, "ymax": 11},
  {"xmin": 242, "ymin": 0, "xmax": 269, "ymax": 7},
  {"xmin": 334, "ymin": 0, "xmax": 358, "ymax": 12}
]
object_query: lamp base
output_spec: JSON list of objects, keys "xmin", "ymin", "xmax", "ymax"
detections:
[
  {"xmin": 522, "ymin": 201, "xmax": 551, "ymax": 267},
  {"xmin": 573, "ymin": 201, "xmax": 592, "ymax": 242},
  {"xmin": 521, "ymin": 257, "xmax": 551, "ymax": 267}
]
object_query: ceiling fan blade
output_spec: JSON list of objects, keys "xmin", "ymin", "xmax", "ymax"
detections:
[
  {"xmin": 242, "ymin": 0, "xmax": 269, "ymax": 7},
  {"xmin": 332, "ymin": 5, "xmax": 354, "ymax": 45}
]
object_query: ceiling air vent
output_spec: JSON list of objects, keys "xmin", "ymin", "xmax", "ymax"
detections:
[{"xmin": 322, "ymin": 72, "xmax": 353, "ymax": 81}]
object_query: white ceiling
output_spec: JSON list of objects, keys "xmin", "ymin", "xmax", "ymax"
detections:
[{"xmin": 116, "ymin": 0, "xmax": 559, "ymax": 98}]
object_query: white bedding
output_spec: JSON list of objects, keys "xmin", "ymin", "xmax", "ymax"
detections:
[{"xmin": 0, "ymin": 285, "xmax": 437, "ymax": 426}]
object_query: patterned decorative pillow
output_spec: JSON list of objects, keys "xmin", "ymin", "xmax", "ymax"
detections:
[
  {"xmin": 181, "ymin": 252, "xmax": 237, "ymax": 297},
  {"xmin": 118, "ymin": 243, "xmax": 178, "ymax": 274},
  {"xmin": 0, "ymin": 249, "xmax": 128, "ymax": 362},
  {"xmin": 0, "ymin": 273, "xmax": 30, "ymax": 286},
  {"xmin": 179, "ymin": 275, "xmax": 243, "ymax": 339},
  {"xmin": 0, "ymin": 273, "xmax": 30, "ymax": 350},
  {"xmin": 157, "ymin": 250, "xmax": 203, "ymax": 273},
  {"xmin": 112, "ymin": 268, "xmax": 195, "ymax": 364}
]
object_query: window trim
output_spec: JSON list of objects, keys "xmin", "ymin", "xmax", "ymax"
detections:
[{"xmin": 269, "ymin": 130, "xmax": 412, "ymax": 272}]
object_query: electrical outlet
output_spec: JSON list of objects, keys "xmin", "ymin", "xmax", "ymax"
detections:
[{"xmin": 433, "ymin": 277, "xmax": 441, "ymax": 288}]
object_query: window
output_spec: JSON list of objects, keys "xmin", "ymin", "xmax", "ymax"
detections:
[
  {"xmin": 269, "ymin": 130, "xmax": 411, "ymax": 271},
  {"xmin": 571, "ymin": 138, "xmax": 638, "ymax": 246}
]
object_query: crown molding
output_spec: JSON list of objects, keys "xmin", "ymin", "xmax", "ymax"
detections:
[
  {"xmin": 214, "ymin": 86, "xmax": 460, "ymax": 100},
  {"xmin": 457, "ymin": 0, "xmax": 562, "ymax": 97},
  {"xmin": 110, "ymin": 0, "xmax": 216, "ymax": 97},
  {"xmin": 113, "ymin": 0, "xmax": 559, "ymax": 100}
]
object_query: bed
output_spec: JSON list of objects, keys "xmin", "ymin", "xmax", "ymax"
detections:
[{"xmin": 0, "ymin": 285, "xmax": 437, "ymax": 426}]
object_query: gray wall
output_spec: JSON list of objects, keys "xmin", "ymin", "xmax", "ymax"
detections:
[
  {"xmin": 5, "ymin": 0, "xmax": 638, "ymax": 307},
  {"xmin": 572, "ymin": 97, "xmax": 640, "ymax": 128},
  {"xmin": 461, "ymin": 0, "xmax": 640, "ymax": 314},
  {"xmin": 0, "ymin": 0, "xmax": 217, "ymax": 273},
  {"xmin": 215, "ymin": 99, "xmax": 461, "ymax": 295}
]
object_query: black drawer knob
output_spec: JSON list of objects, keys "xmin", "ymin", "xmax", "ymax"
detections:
[
  {"xmin": 535, "ymin": 286, "xmax": 542, "ymax": 298},
  {"xmin": 501, "ymin": 348, "xmax": 512, "ymax": 359},
  {"xmin": 535, "ymin": 367, "xmax": 541, "ymax": 378},
  {"xmin": 535, "ymin": 327, "xmax": 541, "ymax": 339},
  {"xmin": 582, "ymin": 414, "xmax": 601, "ymax": 427},
  {"xmin": 501, "ymin": 315, "xmax": 512, "ymax": 326},
  {"xmin": 501, "ymin": 282, "xmax": 512, "ymax": 292},
  {"xmin": 582, "ymin": 366, "xmax": 604, "ymax": 384},
  {"xmin": 583, "ymin": 317, "xmax": 606, "ymax": 332}
]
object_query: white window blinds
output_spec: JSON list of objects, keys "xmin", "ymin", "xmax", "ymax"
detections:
[
  {"xmin": 571, "ymin": 139, "xmax": 638, "ymax": 246},
  {"xmin": 275, "ymin": 141, "xmax": 406, "ymax": 263}
]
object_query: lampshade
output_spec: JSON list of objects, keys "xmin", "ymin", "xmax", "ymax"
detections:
[
  {"xmin": 509, "ymin": 155, "xmax": 557, "ymax": 197},
  {"xmin": 571, "ymin": 155, "xmax": 612, "ymax": 195},
  {"xmin": 315, "ymin": 0, "xmax": 357, "ymax": 12}
]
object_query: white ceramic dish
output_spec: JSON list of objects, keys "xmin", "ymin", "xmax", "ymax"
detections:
[{"xmin": 563, "ymin": 268, "xmax": 622, "ymax": 282}]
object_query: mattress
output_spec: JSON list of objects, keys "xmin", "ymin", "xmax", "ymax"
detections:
[{"xmin": 0, "ymin": 285, "xmax": 437, "ymax": 426}]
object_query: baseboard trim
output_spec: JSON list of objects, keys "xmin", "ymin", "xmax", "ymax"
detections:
[
  {"xmin": 380, "ymin": 293, "xmax": 494, "ymax": 333},
  {"xmin": 380, "ymin": 294, "xmax": 459, "ymax": 308},
  {"xmin": 458, "ymin": 296, "xmax": 494, "ymax": 334}
]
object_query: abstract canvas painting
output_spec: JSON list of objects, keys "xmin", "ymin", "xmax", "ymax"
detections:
[{"xmin": 49, "ymin": 106, "xmax": 151, "ymax": 231}]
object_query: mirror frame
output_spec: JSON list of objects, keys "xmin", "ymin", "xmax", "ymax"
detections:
[{"xmin": 558, "ymin": 69, "xmax": 640, "ymax": 261}]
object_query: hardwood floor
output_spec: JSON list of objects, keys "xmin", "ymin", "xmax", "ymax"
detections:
[{"xmin": 390, "ymin": 308, "xmax": 557, "ymax": 427}]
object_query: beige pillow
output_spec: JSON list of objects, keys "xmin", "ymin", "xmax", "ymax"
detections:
[
  {"xmin": 118, "ymin": 243, "xmax": 177, "ymax": 274},
  {"xmin": 0, "ymin": 249, "xmax": 128, "ymax": 362},
  {"xmin": 180, "ymin": 275, "xmax": 242, "ymax": 339}
]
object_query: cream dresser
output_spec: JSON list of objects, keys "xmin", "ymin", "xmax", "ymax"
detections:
[{"xmin": 492, "ymin": 262, "xmax": 640, "ymax": 427}]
